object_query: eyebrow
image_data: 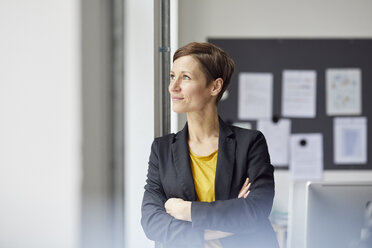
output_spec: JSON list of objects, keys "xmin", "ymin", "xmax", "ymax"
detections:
[{"xmin": 170, "ymin": 70, "xmax": 192, "ymax": 74}]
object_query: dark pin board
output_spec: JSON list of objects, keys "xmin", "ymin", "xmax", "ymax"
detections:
[{"xmin": 209, "ymin": 38, "xmax": 371, "ymax": 170}]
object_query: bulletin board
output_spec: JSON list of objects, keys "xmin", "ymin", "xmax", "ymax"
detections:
[{"xmin": 208, "ymin": 38, "xmax": 372, "ymax": 170}]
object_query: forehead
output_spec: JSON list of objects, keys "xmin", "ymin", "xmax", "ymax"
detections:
[{"xmin": 172, "ymin": 55, "xmax": 202, "ymax": 73}]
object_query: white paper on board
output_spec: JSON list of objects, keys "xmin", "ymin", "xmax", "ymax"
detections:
[
  {"xmin": 326, "ymin": 68, "xmax": 362, "ymax": 115},
  {"xmin": 334, "ymin": 117, "xmax": 367, "ymax": 164},
  {"xmin": 257, "ymin": 119, "xmax": 291, "ymax": 167},
  {"xmin": 282, "ymin": 70, "xmax": 317, "ymax": 118},
  {"xmin": 290, "ymin": 133, "xmax": 323, "ymax": 181},
  {"xmin": 233, "ymin": 122, "xmax": 252, "ymax": 130},
  {"xmin": 238, "ymin": 73, "xmax": 273, "ymax": 120}
]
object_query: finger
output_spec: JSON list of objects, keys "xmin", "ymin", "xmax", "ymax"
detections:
[
  {"xmin": 164, "ymin": 204, "xmax": 169, "ymax": 213},
  {"xmin": 240, "ymin": 182, "xmax": 251, "ymax": 194},
  {"xmin": 247, "ymin": 182, "xmax": 251, "ymax": 190},
  {"xmin": 238, "ymin": 178, "xmax": 251, "ymax": 198},
  {"xmin": 164, "ymin": 198, "xmax": 174, "ymax": 210},
  {"xmin": 239, "ymin": 178, "xmax": 249, "ymax": 194},
  {"xmin": 164, "ymin": 198, "xmax": 171, "ymax": 206},
  {"xmin": 238, "ymin": 191, "xmax": 243, "ymax": 198},
  {"xmin": 238, "ymin": 186, "xmax": 249, "ymax": 198},
  {"xmin": 243, "ymin": 178, "xmax": 249, "ymax": 187},
  {"xmin": 238, "ymin": 188, "xmax": 246, "ymax": 198},
  {"xmin": 244, "ymin": 190, "xmax": 250, "ymax": 199}
]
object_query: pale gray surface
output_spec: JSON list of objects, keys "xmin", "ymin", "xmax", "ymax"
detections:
[
  {"xmin": 305, "ymin": 182, "xmax": 372, "ymax": 248},
  {"xmin": 287, "ymin": 182, "xmax": 308, "ymax": 248}
]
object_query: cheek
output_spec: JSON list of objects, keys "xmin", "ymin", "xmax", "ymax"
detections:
[
  {"xmin": 181, "ymin": 82, "xmax": 210, "ymax": 102},
  {"xmin": 185, "ymin": 87, "xmax": 199, "ymax": 100},
  {"xmin": 191, "ymin": 89, "xmax": 210, "ymax": 105}
]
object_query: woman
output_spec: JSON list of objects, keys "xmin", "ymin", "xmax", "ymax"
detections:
[{"xmin": 141, "ymin": 42, "xmax": 278, "ymax": 248}]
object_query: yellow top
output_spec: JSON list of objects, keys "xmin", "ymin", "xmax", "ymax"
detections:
[
  {"xmin": 190, "ymin": 149, "xmax": 222, "ymax": 248},
  {"xmin": 189, "ymin": 149, "xmax": 218, "ymax": 202}
]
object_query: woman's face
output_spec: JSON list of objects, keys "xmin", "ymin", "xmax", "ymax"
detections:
[{"xmin": 169, "ymin": 55, "xmax": 216, "ymax": 113}]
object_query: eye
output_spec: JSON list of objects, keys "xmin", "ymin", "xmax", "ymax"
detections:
[
  {"xmin": 170, "ymin": 74, "xmax": 176, "ymax": 80},
  {"xmin": 183, "ymin": 75, "xmax": 191, "ymax": 80}
]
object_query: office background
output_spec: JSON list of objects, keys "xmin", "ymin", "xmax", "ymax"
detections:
[
  {"xmin": 211, "ymin": 38, "xmax": 372, "ymax": 171},
  {"xmin": 176, "ymin": 0, "xmax": 372, "ymax": 239},
  {"xmin": 1, "ymin": 0, "xmax": 372, "ymax": 248}
]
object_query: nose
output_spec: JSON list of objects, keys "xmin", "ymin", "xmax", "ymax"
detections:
[{"xmin": 169, "ymin": 76, "xmax": 180, "ymax": 93}]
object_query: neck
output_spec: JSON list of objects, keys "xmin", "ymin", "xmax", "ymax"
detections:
[{"xmin": 186, "ymin": 105, "xmax": 219, "ymax": 142}]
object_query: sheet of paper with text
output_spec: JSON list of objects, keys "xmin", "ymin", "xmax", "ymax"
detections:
[
  {"xmin": 290, "ymin": 133, "xmax": 323, "ymax": 181},
  {"xmin": 282, "ymin": 70, "xmax": 317, "ymax": 118},
  {"xmin": 238, "ymin": 72, "xmax": 273, "ymax": 120}
]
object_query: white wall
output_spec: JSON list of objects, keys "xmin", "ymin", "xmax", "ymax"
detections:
[
  {"xmin": 80, "ymin": 0, "xmax": 114, "ymax": 247},
  {"xmin": 0, "ymin": 1, "xmax": 81, "ymax": 248},
  {"xmin": 124, "ymin": 0, "xmax": 155, "ymax": 247},
  {"xmin": 179, "ymin": 0, "xmax": 372, "ymax": 43},
  {"xmin": 170, "ymin": 0, "xmax": 179, "ymax": 134},
  {"xmin": 178, "ymin": 0, "xmax": 372, "ymax": 214}
]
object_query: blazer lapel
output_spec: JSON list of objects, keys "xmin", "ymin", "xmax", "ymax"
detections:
[
  {"xmin": 171, "ymin": 124, "xmax": 197, "ymax": 201},
  {"xmin": 215, "ymin": 117, "xmax": 236, "ymax": 200}
]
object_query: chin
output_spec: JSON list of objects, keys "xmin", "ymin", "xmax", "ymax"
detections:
[{"xmin": 172, "ymin": 107, "xmax": 186, "ymax": 113}]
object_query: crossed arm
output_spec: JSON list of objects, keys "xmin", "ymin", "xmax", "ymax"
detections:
[
  {"xmin": 141, "ymin": 132, "xmax": 274, "ymax": 245},
  {"xmin": 164, "ymin": 178, "xmax": 251, "ymax": 240}
]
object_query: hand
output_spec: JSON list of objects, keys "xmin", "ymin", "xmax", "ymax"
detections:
[
  {"xmin": 164, "ymin": 198, "xmax": 192, "ymax": 222},
  {"xmin": 238, "ymin": 177, "xmax": 251, "ymax": 199}
]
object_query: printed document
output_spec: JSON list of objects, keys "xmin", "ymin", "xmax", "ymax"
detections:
[
  {"xmin": 282, "ymin": 70, "xmax": 317, "ymax": 118},
  {"xmin": 326, "ymin": 68, "xmax": 361, "ymax": 115},
  {"xmin": 334, "ymin": 117, "xmax": 367, "ymax": 164},
  {"xmin": 257, "ymin": 119, "xmax": 291, "ymax": 167},
  {"xmin": 290, "ymin": 133, "xmax": 323, "ymax": 180},
  {"xmin": 238, "ymin": 73, "xmax": 273, "ymax": 120}
]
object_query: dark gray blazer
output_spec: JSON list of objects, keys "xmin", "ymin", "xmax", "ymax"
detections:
[{"xmin": 141, "ymin": 118, "xmax": 279, "ymax": 248}]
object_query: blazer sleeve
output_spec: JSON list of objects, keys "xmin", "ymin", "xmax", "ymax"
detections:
[
  {"xmin": 141, "ymin": 139, "xmax": 204, "ymax": 246},
  {"xmin": 190, "ymin": 131, "xmax": 275, "ymax": 234}
]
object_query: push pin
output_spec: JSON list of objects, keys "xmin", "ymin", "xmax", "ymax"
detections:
[
  {"xmin": 300, "ymin": 139, "xmax": 307, "ymax": 146},
  {"xmin": 272, "ymin": 116, "xmax": 279, "ymax": 123}
]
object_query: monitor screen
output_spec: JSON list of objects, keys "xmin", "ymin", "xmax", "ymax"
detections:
[{"xmin": 305, "ymin": 182, "xmax": 372, "ymax": 248}]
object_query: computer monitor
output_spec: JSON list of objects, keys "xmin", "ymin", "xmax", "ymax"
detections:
[{"xmin": 305, "ymin": 181, "xmax": 372, "ymax": 248}]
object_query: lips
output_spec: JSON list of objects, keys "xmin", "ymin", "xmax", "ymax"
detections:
[{"xmin": 171, "ymin": 96, "xmax": 184, "ymax": 101}]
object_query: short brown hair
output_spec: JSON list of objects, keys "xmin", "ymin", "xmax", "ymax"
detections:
[{"xmin": 173, "ymin": 42, "xmax": 235, "ymax": 103}]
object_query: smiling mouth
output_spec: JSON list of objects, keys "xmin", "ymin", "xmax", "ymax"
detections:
[{"xmin": 172, "ymin": 97, "xmax": 184, "ymax": 101}]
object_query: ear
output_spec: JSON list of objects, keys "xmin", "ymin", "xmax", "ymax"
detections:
[{"xmin": 210, "ymin": 78, "xmax": 223, "ymax": 96}]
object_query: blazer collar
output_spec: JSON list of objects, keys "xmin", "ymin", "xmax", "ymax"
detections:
[
  {"xmin": 171, "ymin": 117, "xmax": 236, "ymax": 201},
  {"xmin": 215, "ymin": 117, "xmax": 236, "ymax": 200},
  {"xmin": 171, "ymin": 123, "xmax": 197, "ymax": 201}
]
